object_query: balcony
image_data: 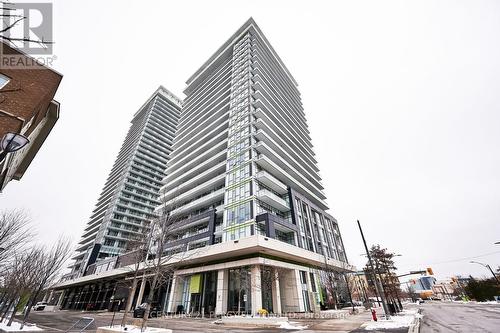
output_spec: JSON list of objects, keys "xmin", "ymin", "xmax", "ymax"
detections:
[
  {"xmin": 160, "ymin": 161, "xmax": 226, "ymax": 200},
  {"xmin": 255, "ymin": 170, "xmax": 287, "ymax": 195},
  {"xmin": 177, "ymin": 227, "xmax": 209, "ymax": 240},
  {"xmin": 170, "ymin": 188, "xmax": 225, "ymax": 216},
  {"xmin": 162, "ymin": 174, "xmax": 225, "ymax": 207},
  {"xmin": 169, "ymin": 122, "xmax": 228, "ymax": 171},
  {"xmin": 255, "ymin": 154, "xmax": 328, "ymax": 210},
  {"xmin": 256, "ymin": 189, "xmax": 290, "ymax": 212},
  {"xmin": 75, "ymin": 239, "xmax": 94, "ymax": 252},
  {"xmin": 164, "ymin": 148, "xmax": 228, "ymax": 188},
  {"xmin": 254, "ymin": 126, "xmax": 321, "ymax": 181},
  {"xmin": 215, "ymin": 204, "xmax": 224, "ymax": 216},
  {"xmin": 170, "ymin": 111, "xmax": 229, "ymax": 163},
  {"xmin": 254, "ymin": 141, "xmax": 325, "ymax": 195},
  {"xmin": 253, "ymin": 109, "xmax": 318, "ymax": 168}
]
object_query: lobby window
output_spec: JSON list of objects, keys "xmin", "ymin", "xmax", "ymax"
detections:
[{"xmin": 309, "ymin": 272, "xmax": 317, "ymax": 292}]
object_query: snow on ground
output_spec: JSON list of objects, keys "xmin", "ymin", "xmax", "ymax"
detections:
[
  {"xmin": 97, "ymin": 325, "xmax": 169, "ymax": 333},
  {"xmin": 477, "ymin": 301, "xmax": 500, "ymax": 305},
  {"xmin": 277, "ymin": 321, "xmax": 307, "ymax": 330},
  {"xmin": 321, "ymin": 309, "xmax": 347, "ymax": 314},
  {"xmin": 0, "ymin": 320, "xmax": 43, "ymax": 331},
  {"xmin": 363, "ymin": 312, "xmax": 419, "ymax": 331}
]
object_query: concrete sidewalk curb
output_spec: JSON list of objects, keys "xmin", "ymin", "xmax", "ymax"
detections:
[{"xmin": 408, "ymin": 309, "xmax": 422, "ymax": 333}]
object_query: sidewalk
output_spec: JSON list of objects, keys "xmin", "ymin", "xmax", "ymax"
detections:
[
  {"xmin": 309, "ymin": 310, "xmax": 374, "ymax": 332},
  {"xmin": 353, "ymin": 308, "xmax": 421, "ymax": 333}
]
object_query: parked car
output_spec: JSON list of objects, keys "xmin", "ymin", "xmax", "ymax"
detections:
[
  {"xmin": 340, "ymin": 301, "xmax": 361, "ymax": 308},
  {"xmin": 133, "ymin": 303, "xmax": 160, "ymax": 318},
  {"xmin": 33, "ymin": 302, "xmax": 48, "ymax": 311}
]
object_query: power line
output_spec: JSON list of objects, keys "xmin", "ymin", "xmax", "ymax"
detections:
[{"xmin": 398, "ymin": 250, "xmax": 500, "ymax": 268}]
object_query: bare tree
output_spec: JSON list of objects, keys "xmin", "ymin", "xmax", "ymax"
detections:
[
  {"xmin": 139, "ymin": 192, "xmax": 202, "ymax": 330},
  {"xmin": 20, "ymin": 237, "xmax": 72, "ymax": 329},
  {"xmin": 321, "ymin": 259, "xmax": 341, "ymax": 310},
  {"xmin": 119, "ymin": 227, "xmax": 154, "ymax": 327},
  {"xmin": 140, "ymin": 211, "xmax": 182, "ymax": 329},
  {"xmin": 1, "ymin": 248, "xmax": 41, "ymax": 326},
  {"xmin": 0, "ymin": 209, "xmax": 32, "ymax": 269}
]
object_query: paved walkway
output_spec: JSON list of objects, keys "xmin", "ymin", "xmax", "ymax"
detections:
[
  {"xmin": 21, "ymin": 308, "xmax": 389, "ymax": 333},
  {"xmin": 305, "ymin": 310, "xmax": 374, "ymax": 332}
]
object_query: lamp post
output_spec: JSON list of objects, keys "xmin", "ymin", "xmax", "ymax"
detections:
[
  {"xmin": 0, "ymin": 132, "xmax": 29, "ymax": 163},
  {"xmin": 470, "ymin": 261, "xmax": 500, "ymax": 284}
]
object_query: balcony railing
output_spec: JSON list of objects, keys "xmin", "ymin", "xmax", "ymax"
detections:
[
  {"xmin": 255, "ymin": 170, "xmax": 287, "ymax": 194},
  {"xmin": 256, "ymin": 189, "xmax": 290, "ymax": 212}
]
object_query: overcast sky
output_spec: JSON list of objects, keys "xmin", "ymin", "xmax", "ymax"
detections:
[{"xmin": 2, "ymin": 0, "xmax": 500, "ymax": 281}]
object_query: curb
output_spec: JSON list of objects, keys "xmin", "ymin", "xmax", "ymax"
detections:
[{"xmin": 408, "ymin": 309, "xmax": 422, "ymax": 333}]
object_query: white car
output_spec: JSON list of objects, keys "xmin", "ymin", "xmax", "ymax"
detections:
[{"xmin": 33, "ymin": 302, "xmax": 48, "ymax": 311}]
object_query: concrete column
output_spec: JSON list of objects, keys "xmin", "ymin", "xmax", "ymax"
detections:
[
  {"xmin": 56, "ymin": 290, "xmax": 65, "ymax": 307},
  {"xmin": 215, "ymin": 269, "xmax": 228, "ymax": 315},
  {"xmin": 166, "ymin": 276, "xmax": 178, "ymax": 313},
  {"xmin": 251, "ymin": 265, "xmax": 262, "ymax": 315},
  {"xmin": 271, "ymin": 268, "xmax": 282, "ymax": 315},
  {"xmin": 42, "ymin": 290, "xmax": 51, "ymax": 302},
  {"xmin": 279, "ymin": 269, "xmax": 301, "ymax": 313},
  {"xmin": 305, "ymin": 271, "xmax": 320, "ymax": 313},
  {"xmin": 294, "ymin": 269, "xmax": 306, "ymax": 312},
  {"xmin": 167, "ymin": 275, "xmax": 184, "ymax": 313},
  {"xmin": 135, "ymin": 276, "xmax": 147, "ymax": 308}
]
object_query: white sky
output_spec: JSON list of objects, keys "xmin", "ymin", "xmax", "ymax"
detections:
[{"xmin": 2, "ymin": 0, "xmax": 500, "ymax": 281}]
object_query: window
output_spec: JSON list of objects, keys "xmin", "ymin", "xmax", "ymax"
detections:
[
  {"xmin": 0, "ymin": 74, "xmax": 10, "ymax": 89},
  {"xmin": 310, "ymin": 273, "xmax": 317, "ymax": 292}
]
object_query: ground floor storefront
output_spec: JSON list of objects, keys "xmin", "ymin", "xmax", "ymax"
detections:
[{"xmin": 56, "ymin": 256, "xmax": 349, "ymax": 316}]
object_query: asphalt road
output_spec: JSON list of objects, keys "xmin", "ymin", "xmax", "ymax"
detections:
[{"xmin": 420, "ymin": 301, "xmax": 500, "ymax": 333}]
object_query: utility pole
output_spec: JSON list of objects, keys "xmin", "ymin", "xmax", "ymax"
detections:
[{"xmin": 357, "ymin": 220, "xmax": 390, "ymax": 318}]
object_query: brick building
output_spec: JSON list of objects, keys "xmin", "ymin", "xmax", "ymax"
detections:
[{"xmin": 0, "ymin": 42, "xmax": 62, "ymax": 191}]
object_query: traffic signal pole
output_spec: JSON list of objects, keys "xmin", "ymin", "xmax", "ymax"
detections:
[{"xmin": 357, "ymin": 220, "xmax": 390, "ymax": 318}]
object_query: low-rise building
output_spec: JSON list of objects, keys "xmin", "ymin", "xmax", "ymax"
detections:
[{"xmin": 0, "ymin": 43, "xmax": 62, "ymax": 191}]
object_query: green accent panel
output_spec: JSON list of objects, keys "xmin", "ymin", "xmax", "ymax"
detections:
[
  {"xmin": 190, "ymin": 274, "xmax": 201, "ymax": 294},
  {"xmin": 317, "ymin": 278, "xmax": 324, "ymax": 302}
]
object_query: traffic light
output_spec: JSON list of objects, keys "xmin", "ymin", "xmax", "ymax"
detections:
[{"xmin": 426, "ymin": 267, "xmax": 434, "ymax": 275}]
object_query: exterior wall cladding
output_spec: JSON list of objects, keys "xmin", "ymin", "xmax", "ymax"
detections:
[
  {"xmin": 67, "ymin": 87, "xmax": 182, "ymax": 279},
  {"xmin": 160, "ymin": 19, "xmax": 347, "ymax": 262}
]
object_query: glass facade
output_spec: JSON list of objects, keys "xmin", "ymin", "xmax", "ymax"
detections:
[{"xmin": 223, "ymin": 33, "xmax": 254, "ymax": 242}]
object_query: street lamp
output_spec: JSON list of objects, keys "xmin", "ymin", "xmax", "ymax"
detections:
[
  {"xmin": 470, "ymin": 261, "xmax": 500, "ymax": 284},
  {"xmin": 0, "ymin": 132, "xmax": 29, "ymax": 163}
]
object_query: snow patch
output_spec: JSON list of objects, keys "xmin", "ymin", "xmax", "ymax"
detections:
[
  {"xmin": 96, "ymin": 325, "xmax": 171, "ymax": 333},
  {"xmin": 478, "ymin": 301, "xmax": 500, "ymax": 305},
  {"xmin": 277, "ymin": 321, "xmax": 306, "ymax": 330},
  {"xmin": 363, "ymin": 314, "xmax": 416, "ymax": 331},
  {"xmin": 0, "ymin": 320, "xmax": 43, "ymax": 331}
]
